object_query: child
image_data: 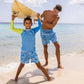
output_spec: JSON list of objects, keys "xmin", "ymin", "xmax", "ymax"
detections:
[{"xmin": 10, "ymin": 14, "xmax": 51, "ymax": 81}]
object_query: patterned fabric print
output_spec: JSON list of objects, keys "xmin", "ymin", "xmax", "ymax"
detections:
[
  {"xmin": 21, "ymin": 50, "xmax": 40, "ymax": 64},
  {"xmin": 40, "ymin": 29, "xmax": 57, "ymax": 45}
]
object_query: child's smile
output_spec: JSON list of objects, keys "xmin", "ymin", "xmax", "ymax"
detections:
[{"xmin": 24, "ymin": 20, "xmax": 32, "ymax": 29}]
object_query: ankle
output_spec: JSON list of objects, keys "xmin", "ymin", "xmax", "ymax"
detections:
[{"xmin": 47, "ymin": 77, "xmax": 51, "ymax": 81}]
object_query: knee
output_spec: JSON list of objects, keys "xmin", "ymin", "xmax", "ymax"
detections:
[
  {"xmin": 44, "ymin": 45, "xmax": 48, "ymax": 51},
  {"xmin": 37, "ymin": 65, "xmax": 43, "ymax": 69},
  {"xmin": 56, "ymin": 43, "xmax": 60, "ymax": 49},
  {"xmin": 20, "ymin": 63, "xmax": 25, "ymax": 68}
]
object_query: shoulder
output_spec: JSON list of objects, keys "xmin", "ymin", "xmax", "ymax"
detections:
[
  {"xmin": 55, "ymin": 15, "xmax": 60, "ymax": 19},
  {"xmin": 43, "ymin": 10, "xmax": 50, "ymax": 14},
  {"xmin": 41, "ymin": 10, "xmax": 51, "ymax": 17},
  {"xmin": 57, "ymin": 16, "xmax": 60, "ymax": 19},
  {"xmin": 22, "ymin": 29, "xmax": 26, "ymax": 32},
  {"xmin": 31, "ymin": 29, "xmax": 35, "ymax": 33},
  {"xmin": 21, "ymin": 30, "xmax": 25, "ymax": 34}
]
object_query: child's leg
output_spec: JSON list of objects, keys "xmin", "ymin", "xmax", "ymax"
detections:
[
  {"xmin": 35, "ymin": 62, "xmax": 50, "ymax": 81},
  {"xmin": 43, "ymin": 45, "xmax": 48, "ymax": 66},
  {"xmin": 15, "ymin": 63, "xmax": 25, "ymax": 81},
  {"xmin": 53, "ymin": 42, "xmax": 63, "ymax": 69}
]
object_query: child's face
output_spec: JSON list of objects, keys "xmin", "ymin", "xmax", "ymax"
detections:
[{"xmin": 24, "ymin": 20, "xmax": 32, "ymax": 29}]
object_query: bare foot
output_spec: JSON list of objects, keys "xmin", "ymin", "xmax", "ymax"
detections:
[
  {"xmin": 15, "ymin": 78, "xmax": 18, "ymax": 82},
  {"xmin": 48, "ymin": 77, "xmax": 54, "ymax": 81},
  {"xmin": 43, "ymin": 63, "xmax": 48, "ymax": 67},
  {"xmin": 58, "ymin": 65, "xmax": 64, "ymax": 69},
  {"xmin": 48, "ymin": 77, "xmax": 51, "ymax": 81}
]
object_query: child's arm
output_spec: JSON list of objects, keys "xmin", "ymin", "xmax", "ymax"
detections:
[
  {"xmin": 33, "ymin": 14, "xmax": 42, "ymax": 34},
  {"xmin": 34, "ymin": 19, "xmax": 43, "ymax": 23},
  {"xmin": 34, "ymin": 10, "xmax": 47, "ymax": 23},
  {"xmin": 10, "ymin": 15, "xmax": 24, "ymax": 34}
]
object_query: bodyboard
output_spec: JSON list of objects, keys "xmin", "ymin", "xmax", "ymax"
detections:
[{"xmin": 12, "ymin": 0, "xmax": 39, "ymax": 19}]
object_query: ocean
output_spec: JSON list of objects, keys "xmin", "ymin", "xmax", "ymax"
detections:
[{"xmin": 0, "ymin": 23, "xmax": 84, "ymax": 65}]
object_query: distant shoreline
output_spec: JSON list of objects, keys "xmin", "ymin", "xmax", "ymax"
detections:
[
  {"xmin": 0, "ymin": 22, "xmax": 22, "ymax": 24},
  {"xmin": 0, "ymin": 22, "xmax": 84, "ymax": 25}
]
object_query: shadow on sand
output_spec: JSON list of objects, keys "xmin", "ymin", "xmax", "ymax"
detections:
[
  {"xmin": 6, "ymin": 69, "xmax": 48, "ymax": 84},
  {"xmin": 6, "ymin": 78, "xmax": 47, "ymax": 84},
  {"xmin": 6, "ymin": 67, "xmax": 61, "ymax": 84}
]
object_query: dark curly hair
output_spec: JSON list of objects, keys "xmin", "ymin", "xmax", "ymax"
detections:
[{"xmin": 24, "ymin": 16, "xmax": 32, "ymax": 24}]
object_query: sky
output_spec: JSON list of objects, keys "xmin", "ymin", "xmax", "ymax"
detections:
[{"xmin": 0, "ymin": 0, "xmax": 84, "ymax": 24}]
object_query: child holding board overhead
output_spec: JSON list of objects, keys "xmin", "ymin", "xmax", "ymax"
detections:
[{"xmin": 10, "ymin": 14, "xmax": 51, "ymax": 81}]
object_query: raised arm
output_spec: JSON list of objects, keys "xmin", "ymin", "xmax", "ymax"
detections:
[
  {"xmin": 34, "ymin": 10, "xmax": 47, "ymax": 23},
  {"xmin": 41, "ymin": 10, "xmax": 47, "ymax": 18},
  {"xmin": 10, "ymin": 15, "xmax": 24, "ymax": 34},
  {"xmin": 33, "ymin": 13, "xmax": 42, "ymax": 34},
  {"xmin": 42, "ymin": 16, "xmax": 60, "ymax": 29}
]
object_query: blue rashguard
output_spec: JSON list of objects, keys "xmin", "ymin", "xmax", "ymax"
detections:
[
  {"xmin": 21, "ymin": 19, "xmax": 42, "ymax": 51},
  {"xmin": 10, "ymin": 19, "xmax": 42, "ymax": 64}
]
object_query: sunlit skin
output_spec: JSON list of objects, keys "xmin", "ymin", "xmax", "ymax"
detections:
[
  {"xmin": 34, "ymin": 8, "xmax": 63, "ymax": 69},
  {"xmin": 24, "ymin": 20, "xmax": 32, "ymax": 29},
  {"xmin": 53, "ymin": 8, "xmax": 60, "ymax": 15},
  {"xmin": 41, "ymin": 9, "xmax": 60, "ymax": 30},
  {"xmin": 34, "ymin": 9, "xmax": 60, "ymax": 29}
]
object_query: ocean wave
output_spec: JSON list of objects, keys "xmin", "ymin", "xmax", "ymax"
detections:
[
  {"xmin": 0, "ymin": 62, "xmax": 32, "ymax": 73},
  {"xmin": 0, "ymin": 43, "xmax": 21, "ymax": 46},
  {"xmin": 0, "ymin": 63, "xmax": 19, "ymax": 73}
]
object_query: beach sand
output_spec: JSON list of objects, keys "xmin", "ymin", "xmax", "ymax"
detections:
[{"xmin": 0, "ymin": 52, "xmax": 84, "ymax": 84}]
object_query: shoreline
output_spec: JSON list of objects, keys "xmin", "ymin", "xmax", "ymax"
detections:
[
  {"xmin": 0, "ymin": 51, "xmax": 84, "ymax": 70},
  {"xmin": 0, "ymin": 50, "xmax": 84, "ymax": 65},
  {"xmin": 0, "ymin": 22, "xmax": 84, "ymax": 25},
  {"xmin": 0, "ymin": 52, "xmax": 84, "ymax": 84}
]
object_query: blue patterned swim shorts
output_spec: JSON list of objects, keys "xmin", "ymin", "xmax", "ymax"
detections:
[
  {"xmin": 40, "ymin": 29, "xmax": 57, "ymax": 45},
  {"xmin": 21, "ymin": 50, "xmax": 40, "ymax": 64}
]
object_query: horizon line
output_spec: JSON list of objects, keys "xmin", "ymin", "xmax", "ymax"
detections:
[{"xmin": 0, "ymin": 22, "xmax": 84, "ymax": 25}]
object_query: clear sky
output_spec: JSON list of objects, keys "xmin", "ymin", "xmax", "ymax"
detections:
[{"xmin": 0, "ymin": 0, "xmax": 84, "ymax": 24}]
